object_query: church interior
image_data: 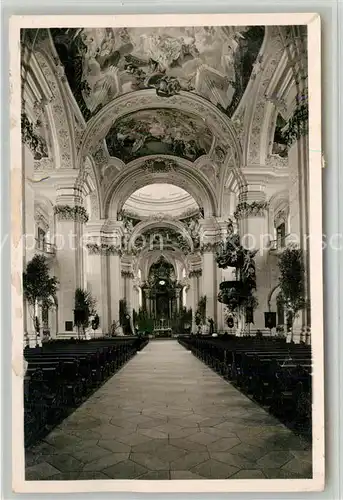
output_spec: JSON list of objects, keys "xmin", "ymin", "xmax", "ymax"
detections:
[{"xmin": 21, "ymin": 25, "xmax": 312, "ymax": 481}]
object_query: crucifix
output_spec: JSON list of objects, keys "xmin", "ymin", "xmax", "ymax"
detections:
[{"xmin": 160, "ymin": 317, "xmax": 166, "ymax": 329}]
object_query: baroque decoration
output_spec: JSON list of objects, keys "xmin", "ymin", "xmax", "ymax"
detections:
[
  {"xmin": 105, "ymin": 109, "xmax": 212, "ymax": 163},
  {"xmin": 216, "ymin": 219, "xmax": 258, "ymax": 313},
  {"xmin": 50, "ymin": 26, "xmax": 265, "ymax": 121},
  {"xmin": 201, "ymin": 242, "xmax": 220, "ymax": 253},
  {"xmin": 118, "ymin": 210, "xmax": 142, "ymax": 232},
  {"xmin": 135, "ymin": 227, "xmax": 192, "ymax": 254},
  {"xmin": 280, "ymin": 101, "xmax": 309, "ymax": 147},
  {"xmin": 54, "ymin": 205, "xmax": 89, "ymax": 223},
  {"xmin": 21, "ymin": 112, "xmax": 49, "ymax": 160},
  {"xmin": 86, "ymin": 243, "xmax": 122, "ymax": 255},
  {"xmin": 233, "ymin": 201, "xmax": 269, "ymax": 219},
  {"xmin": 141, "ymin": 158, "xmax": 178, "ymax": 173},
  {"xmin": 189, "ymin": 269, "xmax": 202, "ymax": 278},
  {"xmin": 121, "ymin": 270, "xmax": 135, "ymax": 279}
]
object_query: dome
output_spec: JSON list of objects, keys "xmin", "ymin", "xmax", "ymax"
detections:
[{"xmin": 122, "ymin": 183, "xmax": 198, "ymax": 218}]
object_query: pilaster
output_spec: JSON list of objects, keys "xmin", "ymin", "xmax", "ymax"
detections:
[
  {"xmin": 236, "ymin": 188, "xmax": 269, "ymax": 330},
  {"xmin": 23, "ymin": 144, "xmax": 36, "ymax": 342},
  {"xmin": 105, "ymin": 221, "xmax": 125, "ymax": 327},
  {"xmin": 54, "ymin": 175, "xmax": 88, "ymax": 334},
  {"xmin": 189, "ymin": 269, "xmax": 202, "ymax": 333},
  {"xmin": 199, "ymin": 218, "xmax": 221, "ymax": 329},
  {"xmin": 288, "ymin": 133, "xmax": 310, "ymax": 333},
  {"xmin": 85, "ymin": 220, "xmax": 114, "ymax": 334}
]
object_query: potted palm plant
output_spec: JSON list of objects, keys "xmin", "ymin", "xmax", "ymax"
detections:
[
  {"xmin": 23, "ymin": 254, "xmax": 58, "ymax": 347},
  {"xmin": 74, "ymin": 288, "xmax": 96, "ymax": 339}
]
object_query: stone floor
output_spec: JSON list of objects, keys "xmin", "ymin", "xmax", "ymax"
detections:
[{"xmin": 25, "ymin": 340, "xmax": 312, "ymax": 480}]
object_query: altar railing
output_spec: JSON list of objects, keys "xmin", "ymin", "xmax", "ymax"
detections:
[{"xmin": 153, "ymin": 319, "xmax": 172, "ymax": 330}]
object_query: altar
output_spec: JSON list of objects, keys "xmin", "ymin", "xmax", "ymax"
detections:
[
  {"xmin": 142, "ymin": 257, "xmax": 182, "ymax": 320},
  {"xmin": 153, "ymin": 317, "xmax": 172, "ymax": 337}
]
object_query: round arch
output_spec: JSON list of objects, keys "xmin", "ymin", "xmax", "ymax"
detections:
[
  {"xmin": 134, "ymin": 248, "xmax": 189, "ymax": 283},
  {"xmin": 104, "ymin": 156, "xmax": 218, "ymax": 218},
  {"xmin": 128, "ymin": 218, "xmax": 194, "ymax": 253},
  {"xmin": 34, "ymin": 48, "xmax": 76, "ymax": 170},
  {"xmin": 268, "ymin": 189, "xmax": 289, "ymax": 234},
  {"xmin": 77, "ymin": 89, "xmax": 243, "ymax": 170},
  {"xmin": 243, "ymin": 26, "xmax": 286, "ymax": 166}
]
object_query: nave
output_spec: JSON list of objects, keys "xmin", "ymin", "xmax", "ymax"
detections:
[{"xmin": 26, "ymin": 340, "xmax": 312, "ymax": 481}]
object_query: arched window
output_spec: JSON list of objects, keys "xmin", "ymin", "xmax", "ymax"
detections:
[{"xmin": 276, "ymin": 222, "xmax": 286, "ymax": 249}]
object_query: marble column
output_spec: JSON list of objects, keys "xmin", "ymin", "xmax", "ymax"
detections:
[
  {"xmin": 121, "ymin": 270, "xmax": 135, "ymax": 333},
  {"xmin": 54, "ymin": 181, "xmax": 87, "ymax": 334},
  {"xmin": 109, "ymin": 249, "xmax": 122, "ymax": 326},
  {"xmin": 85, "ymin": 221, "xmax": 113, "ymax": 334},
  {"xmin": 189, "ymin": 270, "xmax": 201, "ymax": 333},
  {"xmin": 288, "ymin": 133, "xmax": 310, "ymax": 342},
  {"xmin": 201, "ymin": 247, "xmax": 218, "ymax": 326},
  {"xmin": 100, "ymin": 220, "xmax": 123, "ymax": 332},
  {"xmin": 86, "ymin": 247, "xmax": 104, "ymax": 335},
  {"xmin": 236, "ymin": 188, "xmax": 269, "ymax": 331},
  {"xmin": 175, "ymin": 287, "xmax": 182, "ymax": 314},
  {"xmin": 215, "ymin": 220, "xmax": 228, "ymax": 333},
  {"xmin": 22, "ymin": 144, "xmax": 38, "ymax": 345}
]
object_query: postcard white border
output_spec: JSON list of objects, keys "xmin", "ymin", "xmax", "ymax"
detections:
[{"xmin": 10, "ymin": 12, "xmax": 324, "ymax": 493}]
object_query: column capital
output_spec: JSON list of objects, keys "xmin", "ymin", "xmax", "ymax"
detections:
[
  {"xmin": 86, "ymin": 242, "xmax": 122, "ymax": 256},
  {"xmin": 54, "ymin": 204, "xmax": 89, "ymax": 223},
  {"xmin": 198, "ymin": 218, "xmax": 223, "ymax": 250},
  {"xmin": 234, "ymin": 200, "xmax": 269, "ymax": 220},
  {"xmin": 121, "ymin": 270, "xmax": 134, "ymax": 279},
  {"xmin": 189, "ymin": 269, "xmax": 202, "ymax": 278},
  {"xmin": 86, "ymin": 222, "xmax": 123, "ymax": 255},
  {"xmin": 200, "ymin": 242, "xmax": 220, "ymax": 254}
]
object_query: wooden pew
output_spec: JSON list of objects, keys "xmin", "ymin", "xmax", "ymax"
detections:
[
  {"xmin": 178, "ymin": 335, "xmax": 312, "ymax": 436},
  {"xmin": 24, "ymin": 337, "xmax": 149, "ymax": 448}
]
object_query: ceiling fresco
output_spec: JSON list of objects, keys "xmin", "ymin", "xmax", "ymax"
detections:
[
  {"xmin": 105, "ymin": 108, "xmax": 212, "ymax": 162},
  {"xmin": 50, "ymin": 26, "xmax": 265, "ymax": 120}
]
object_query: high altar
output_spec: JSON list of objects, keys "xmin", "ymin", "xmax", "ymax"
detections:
[{"xmin": 141, "ymin": 257, "xmax": 182, "ymax": 331}]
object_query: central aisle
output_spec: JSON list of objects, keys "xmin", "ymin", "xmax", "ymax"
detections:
[{"xmin": 26, "ymin": 340, "xmax": 312, "ymax": 480}]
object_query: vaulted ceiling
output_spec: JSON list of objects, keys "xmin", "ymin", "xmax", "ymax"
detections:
[
  {"xmin": 122, "ymin": 184, "xmax": 198, "ymax": 218},
  {"xmin": 105, "ymin": 108, "xmax": 212, "ymax": 162},
  {"xmin": 50, "ymin": 26, "xmax": 265, "ymax": 121}
]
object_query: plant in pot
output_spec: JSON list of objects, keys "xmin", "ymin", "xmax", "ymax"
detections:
[
  {"xmin": 277, "ymin": 245, "xmax": 308, "ymax": 340},
  {"xmin": 74, "ymin": 288, "xmax": 96, "ymax": 339},
  {"xmin": 23, "ymin": 254, "xmax": 59, "ymax": 346},
  {"xmin": 137, "ymin": 307, "xmax": 154, "ymax": 335}
]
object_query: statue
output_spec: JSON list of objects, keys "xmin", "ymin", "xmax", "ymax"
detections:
[{"xmin": 241, "ymin": 249, "xmax": 258, "ymax": 289}]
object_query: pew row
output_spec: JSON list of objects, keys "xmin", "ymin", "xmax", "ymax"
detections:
[
  {"xmin": 24, "ymin": 337, "xmax": 149, "ymax": 448},
  {"xmin": 178, "ymin": 335, "xmax": 312, "ymax": 437}
]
